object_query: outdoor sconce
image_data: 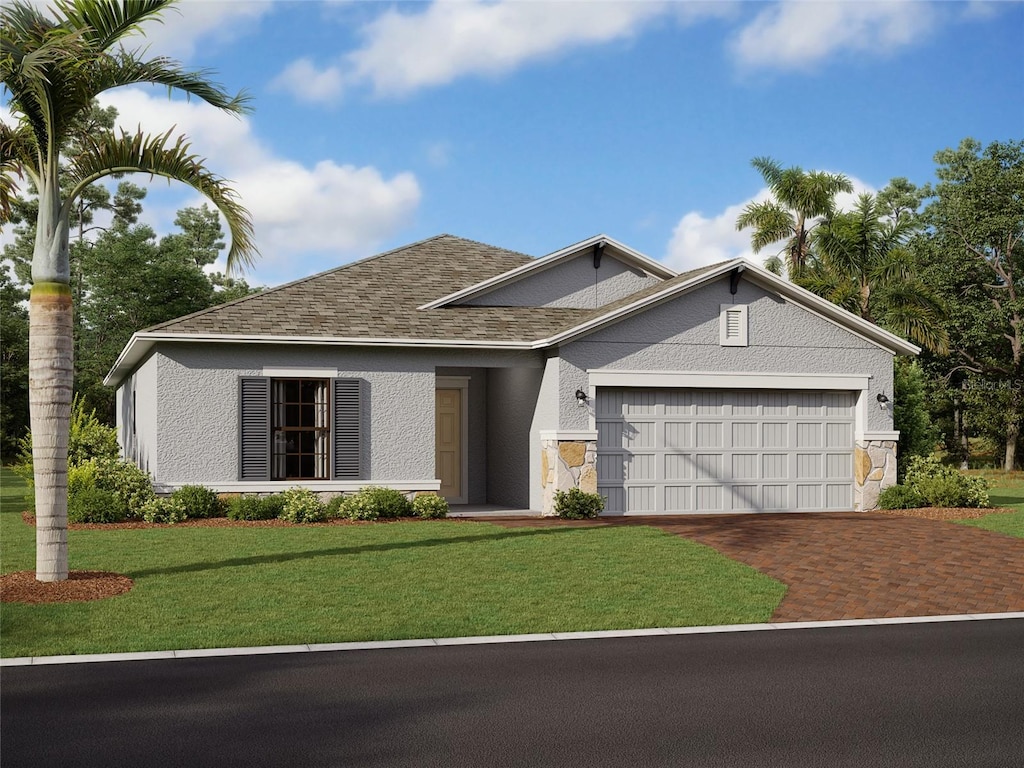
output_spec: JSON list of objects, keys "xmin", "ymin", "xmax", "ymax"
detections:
[
  {"xmin": 576, "ymin": 389, "xmax": 589, "ymax": 407},
  {"xmin": 877, "ymin": 393, "xmax": 890, "ymax": 409}
]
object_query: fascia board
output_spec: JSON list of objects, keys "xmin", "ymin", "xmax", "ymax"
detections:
[{"xmin": 418, "ymin": 234, "xmax": 676, "ymax": 310}]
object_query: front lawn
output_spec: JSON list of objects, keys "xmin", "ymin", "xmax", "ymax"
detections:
[
  {"xmin": 0, "ymin": 468, "xmax": 785, "ymax": 658},
  {"xmin": 956, "ymin": 471, "xmax": 1024, "ymax": 538}
]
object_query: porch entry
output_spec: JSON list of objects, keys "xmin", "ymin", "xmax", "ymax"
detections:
[{"xmin": 435, "ymin": 384, "xmax": 467, "ymax": 503}]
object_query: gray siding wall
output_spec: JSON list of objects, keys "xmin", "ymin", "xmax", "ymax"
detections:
[
  {"xmin": 464, "ymin": 254, "xmax": 660, "ymax": 309},
  {"xmin": 529, "ymin": 355, "xmax": 562, "ymax": 511},
  {"xmin": 116, "ymin": 352, "xmax": 159, "ymax": 477},
  {"xmin": 557, "ymin": 277, "xmax": 896, "ymax": 432},
  {"xmin": 487, "ymin": 366, "xmax": 542, "ymax": 507}
]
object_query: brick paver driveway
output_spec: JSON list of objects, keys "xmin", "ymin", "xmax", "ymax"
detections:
[{"xmin": 490, "ymin": 513, "xmax": 1024, "ymax": 622}]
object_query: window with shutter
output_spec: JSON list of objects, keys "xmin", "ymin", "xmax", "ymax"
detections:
[
  {"xmin": 720, "ymin": 304, "xmax": 748, "ymax": 347},
  {"xmin": 238, "ymin": 376, "xmax": 363, "ymax": 481}
]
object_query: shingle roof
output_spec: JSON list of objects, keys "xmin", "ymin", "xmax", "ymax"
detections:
[{"xmin": 146, "ymin": 234, "xmax": 714, "ymax": 343}]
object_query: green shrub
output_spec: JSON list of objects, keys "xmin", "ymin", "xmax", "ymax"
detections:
[
  {"xmin": 903, "ymin": 455, "xmax": 991, "ymax": 508},
  {"xmin": 877, "ymin": 484, "xmax": 925, "ymax": 510},
  {"xmin": 170, "ymin": 485, "xmax": 221, "ymax": 519},
  {"xmin": 554, "ymin": 487, "xmax": 605, "ymax": 519},
  {"xmin": 227, "ymin": 495, "xmax": 281, "ymax": 521},
  {"xmin": 412, "ymin": 493, "xmax": 449, "ymax": 519},
  {"xmin": 343, "ymin": 486, "xmax": 412, "ymax": 521},
  {"xmin": 67, "ymin": 396, "xmax": 119, "ymax": 466},
  {"xmin": 279, "ymin": 488, "xmax": 327, "ymax": 523},
  {"xmin": 141, "ymin": 497, "xmax": 188, "ymax": 524},
  {"xmin": 67, "ymin": 461, "xmax": 99, "ymax": 496},
  {"xmin": 325, "ymin": 494, "xmax": 347, "ymax": 520},
  {"xmin": 68, "ymin": 488, "xmax": 127, "ymax": 524},
  {"xmin": 88, "ymin": 457, "xmax": 155, "ymax": 519}
]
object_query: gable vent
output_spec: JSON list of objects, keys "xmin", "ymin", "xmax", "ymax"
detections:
[{"xmin": 720, "ymin": 304, "xmax": 748, "ymax": 347}]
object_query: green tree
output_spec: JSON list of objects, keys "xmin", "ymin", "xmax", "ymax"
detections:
[
  {"xmin": 0, "ymin": 264, "xmax": 30, "ymax": 461},
  {"xmin": 1, "ymin": 0, "xmax": 256, "ymax": 581},
  {"xmin": 892, "ymin": 358, "xmax": 939, "ymax": 476},
  {"xmin": 736, "ymin": 156, "xmax": 853, "ymax": 276},
  {"xmin": 801, "ymin": 190, "xmax": 949, "ymax": 353},
  {"xmin": 922, "ymin": 138, "xmax": 1024, "ymax": 470}
]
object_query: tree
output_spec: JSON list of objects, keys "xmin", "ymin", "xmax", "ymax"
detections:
[
  {"xmin": 801, "ymin": 190, "xmax": 949, "ymax": 354},
  {"xmin": 922, "ymin": 139, "xmax": 1024, "ymax": 470},
  {"xmin": 1, "ymin": 0, "xmax": 256, "ymax": 581},
  {"xmin": 736, "ymin": 156, "xmax": 853, "ymax": 276},
  {"xmin": 0, "ymin": 264, "xmax": 30, "ymax": 462}
]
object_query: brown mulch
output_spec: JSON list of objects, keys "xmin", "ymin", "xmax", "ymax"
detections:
[
  {"xmin": 873, "ymin": 506, "xmax": 1015, "ymax": 521},
  {"xmin": 19, "ymin": 511, "xmax": 440, "ymax": 530},
  {"xmin": 0, "ymin": 570, "xmax": 133, "ymax": 604}
]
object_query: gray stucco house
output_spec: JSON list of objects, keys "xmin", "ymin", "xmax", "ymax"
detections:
[{"xmin": 105, "ymin": 234, "xmax": 919, "ymax": 515}]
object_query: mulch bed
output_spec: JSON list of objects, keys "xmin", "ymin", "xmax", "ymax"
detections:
[
  {"xmin": 873, "ymin": 506, "xmax": 1015, "ymax": 521},
  {"xmin": 19, "ymin": 511, "xmax": 443, "ymax": 530},
  {"xmin": 0, "ymin": 570, "xmax": 133, "ymax": 604}
]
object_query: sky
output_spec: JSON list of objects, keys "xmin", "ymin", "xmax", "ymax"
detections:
[{"xmin": 3, "ymin": 0, "xmax": 1023, "ymax": 286}]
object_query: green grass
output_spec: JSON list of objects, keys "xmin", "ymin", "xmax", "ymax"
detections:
[
  {"xmin": 955, "ymin": 470, "xmax": 1024, "ymax": 538},
  {"xmin": 0, "ymin": 467, "xmax": 785, "ymax": 658}
]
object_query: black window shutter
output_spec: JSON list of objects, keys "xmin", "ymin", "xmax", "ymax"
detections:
[
  {"xmin": 332, "ymin": 378, "xmax": 361, "ymax": 479},
  {"xmin": 239, "ymin": 377, "xmax": 271, "ymax": 480}
]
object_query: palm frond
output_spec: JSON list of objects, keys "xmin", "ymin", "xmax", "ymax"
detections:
[
  {"xmin": 750, "ymin": 156, "xmax": 784, "ymax": 189},
  {"xmin": 53, "ymin": 0, "xmax": 174, "ymax": 51},
  {"xmin": 66, "ymin": 128, "xmax": 257, "ymax": 271},
  {"xmin": 0, "ymin": 120, "xmax": 41, "ymax": 221},
  {"xmin": 736, "ymin": 201, "xmax": 794, "ymax": 253}
]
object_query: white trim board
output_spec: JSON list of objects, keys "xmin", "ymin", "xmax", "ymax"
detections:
[
  {"xmin": 154, "ymin": 480, "xmax": 441, "ymax": 494},
  {"xmin": 587, "ymin": 370, "xmax": 873, "ymax": 391}
]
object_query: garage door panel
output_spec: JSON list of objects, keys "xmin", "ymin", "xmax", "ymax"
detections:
[{"xmin": 597, "ymin": 388, "xmax": 855, "ymax": 514}]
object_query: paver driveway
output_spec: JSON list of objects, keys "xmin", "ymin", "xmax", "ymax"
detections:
[{"xmin": 490, "ymin": 513, "xmax": 1024, "ymax": 622}]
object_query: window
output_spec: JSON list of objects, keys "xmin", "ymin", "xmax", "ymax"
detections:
[
  {"xmin": 720, "ymin": 304, "xmax": 748, "ymax": 347},
  {"xmin": 272, "ymin": 379, "xmax": 330, "ymax": 480},
  {"xmin": 239, "ymin": 377, "xmax": 362, "ymax": 481}
]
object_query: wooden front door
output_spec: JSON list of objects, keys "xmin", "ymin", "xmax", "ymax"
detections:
[{"xmin": 435, "ymin": 388, "xmax": 462, "ymax": 501}]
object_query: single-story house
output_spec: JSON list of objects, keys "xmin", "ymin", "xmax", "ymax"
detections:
[{"xmin": 105, "ymin": 234, "xmax": 919, "ymax": 515}]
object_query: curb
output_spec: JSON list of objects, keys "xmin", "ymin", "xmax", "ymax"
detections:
[{"xmin": 3, "ymin": 612, "xmax": 1022, "ymax": 667}]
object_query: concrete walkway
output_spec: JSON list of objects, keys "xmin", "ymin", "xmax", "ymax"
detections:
[{"xmin": 488, "ymin": 513, "xmax": 1024, "ymax": 622}]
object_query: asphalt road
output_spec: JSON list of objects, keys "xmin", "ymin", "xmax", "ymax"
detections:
[{"xmin": 3, "ymin": 619, "xmax": 1022, "ymax": 768}]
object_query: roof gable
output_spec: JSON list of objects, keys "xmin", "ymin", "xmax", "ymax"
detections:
[{"xmin": 419, "ymin": 234, "xmax": 676, "ymax": 310}]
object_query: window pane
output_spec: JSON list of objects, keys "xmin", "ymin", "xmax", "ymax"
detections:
[
  {"xmin": 301, "ymin": 404, "xmax": 315, "ymax": 427},
  {"xmin": 286, "ymin": 455, "xmax": 300, "ymax": 478},
  {"xmin": 283, "ymin": 380, "xmax": 300, "ymax": 402},
  {"xmin": 300, "ymin": 454, "xmax": 315, "ymax": 477},
  {"xmin": 285, "ymin": 404, "xmax": 300, "ymax": 426},
  {"xmin": 300, "ymin": 380, "xmax": 320, "ymax": 403},
  {"xmin": 300, "ymin": 430, "xmax": 315, "ymax": 453}
]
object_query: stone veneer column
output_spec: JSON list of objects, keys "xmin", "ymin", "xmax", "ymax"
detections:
[
  {"xmin": 854, "ymin": 439, "xmax": 897, "ymax": 511},
  {"xmin": 540, "ymin": 431, "xmax": 598, "ymax": 516}
]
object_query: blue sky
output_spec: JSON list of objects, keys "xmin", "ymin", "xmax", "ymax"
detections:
[{"xmin": 4, "ymin": 1, "xmax": 1023, "ymax": 285}]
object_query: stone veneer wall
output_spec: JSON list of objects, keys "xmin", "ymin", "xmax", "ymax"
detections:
[
  {"xmin": 540, "ymin": 437, "xmax": 597, "ymax": 516},
  {"xmin": 854, "ymin": 439, "xmax": 897, "ymax": 511}
]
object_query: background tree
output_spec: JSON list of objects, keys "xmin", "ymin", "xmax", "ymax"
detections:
[
  {"xmin": 920, "ymin": 138, "xmax": 1024, "ymax": 470},
  {"xmin": 0, "ymin": 265, "xmax": 30, "ymax": 462},
  {"xmin": 736, "ymin": 156, "xmax": 853, "ymax": 276},
  {"xmin": 1, "ymin": 0, "xmax": 256, "ymax": 581}
]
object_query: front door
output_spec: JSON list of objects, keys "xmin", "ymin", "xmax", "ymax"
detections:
[{"xmin": 435, "ymin": 388, "xmax": 462, "ymax": 501}]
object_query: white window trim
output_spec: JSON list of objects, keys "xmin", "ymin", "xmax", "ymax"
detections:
[
  {"xmin": 262, "ymin": 367, "xmax": 339, "ymax": 378},
  {"xmin": 435, "ymin": 376, "xmax": 470, "ymax": 504},
  {"xmin": 720, "ymin": 304, "xmax": 748, "ymax": 347},
  {"xmin": 157, "ymin": 480, "xmax": 440, "ymax": 494}
]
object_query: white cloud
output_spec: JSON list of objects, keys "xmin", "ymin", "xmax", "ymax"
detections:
[
  {"xmin": 121, "ymin": 0, "xmax": 272, "ymax": 59},
  {"xmin": 665, "ymin": 178, "xmax": 874, "ymax": 273},
  {"xmin": 269, "ymin": 58, "xmax": 344, "ymax": 106},
  {"xmin": 731, "ymin": 1, "xmax": 936, "ymax": 71},
  {"xmin": 98, "ymin": 88, "xmax": 421, "ymax": 284}
]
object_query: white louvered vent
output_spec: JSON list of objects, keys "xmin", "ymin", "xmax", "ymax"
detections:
[{"xmin": 720, "ymin": 304, "xmax": 748, "ymax": 347}]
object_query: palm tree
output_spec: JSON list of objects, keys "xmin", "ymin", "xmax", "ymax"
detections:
[
  {"xmin": 1, "ymin": 0, "xmax": 257, "ymax": 581},
  {"xmin": 736, "ymin": 156, "xmax": 853, "ymax": 276},
  {"xmin": 801, "ymin": 193, "xmax": 949, "ymax": 354}
]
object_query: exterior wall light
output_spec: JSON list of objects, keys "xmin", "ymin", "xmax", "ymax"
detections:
[
  {"xmin": 576, "ymin": 389, "xmax": 589, "ymax": 407},
  {"xmin": 877, "ymin": 393, "xmax": 890, "ymax": 409}
]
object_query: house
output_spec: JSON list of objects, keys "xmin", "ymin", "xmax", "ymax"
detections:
[{"xmin": 104, "ymin": 234, "xmax": 919, "ymax": 515}]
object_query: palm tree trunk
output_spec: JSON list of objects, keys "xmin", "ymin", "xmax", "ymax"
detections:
[{"xmin": 29, "ymin": 282, "xmax": 74, "ymax": 581}]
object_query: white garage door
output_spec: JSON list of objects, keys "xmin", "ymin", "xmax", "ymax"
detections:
[{"xmin": 596, "ymin": 388, "xmax": 855, "ymax": 514}]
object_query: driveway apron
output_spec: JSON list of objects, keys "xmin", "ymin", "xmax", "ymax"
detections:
[{"xmin": 488, "ymin": 513, "xmax": 1024, "ymax": 622}]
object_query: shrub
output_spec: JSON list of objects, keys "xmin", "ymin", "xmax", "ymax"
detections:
[
  {"xmin": 343, "ymin": 486, "xmax": 412, "ymax": 521},
  {"xmin": 279, "ymin": 488, "xmax": 327, "ymax": 523},
  {"xmin": 412, "ymin": 493, "xmax": 449, "ymax": 519},
  {"xmin": 877, "ymin": 484, "xmax": 925, "ymax": 510},
  {"xmin": 67, "ymin": 396, "xmax": 119, "ymax": 466},
  {"xmin": 227, "ymin": 495, "xmax": 280, "ymax": 521},
  {"xmin": 170, "ymin": 485, "xmax": 221, "ymax": 519},
  {"xmin": 325, "ymin": 494, "xmax": 347, "ymax": 520},
  {"xmin": 68, "ymin": 488, "xmax": 127, "ymax": 524},
  {"xmin": 554, "ymin": 487, "xmax": 605, "ymax": 519},
  {"xmin": 89, "ymin": 457, "xmax": 155, "ymax": 518},
  {"xmin": 67, "ymin": 461, "xmax": 99, "ymax": 496},
  {"xmin": 903, "ymin": 455, "xmax": 991, "ymax": 508},
  {"xmin": 141, "ymin": 497, "xmax": 188, "ymax": 524}
]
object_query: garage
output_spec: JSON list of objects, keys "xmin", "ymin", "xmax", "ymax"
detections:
[{"xmin": 596, "ymin": 388, "xmax": 855, "ymax": 514}]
